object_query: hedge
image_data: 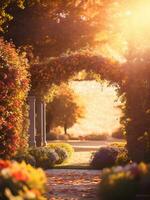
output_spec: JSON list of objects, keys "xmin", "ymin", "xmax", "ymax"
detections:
[{"xmin": 0, "ymin": 38, "xmax": 30, "ymax": 158}]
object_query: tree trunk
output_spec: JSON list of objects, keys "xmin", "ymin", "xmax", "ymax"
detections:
[{"xmin": 64, "ymin": 123, "xmax": 67, "ymax": 135}]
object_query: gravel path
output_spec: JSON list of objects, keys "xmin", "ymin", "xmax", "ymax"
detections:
[{"xmin": 46, "ymin": 169, "xmax": 101, "ymax": 200}]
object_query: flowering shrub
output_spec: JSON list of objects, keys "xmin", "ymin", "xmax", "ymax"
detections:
[
  {"xmin": 0, "ymin": 160, "xmax": 46, "ymax": 200},
  {"xmin": 0, "ymin": 38, "xmax": 30, "ymax": 158},
  {"xmin": 98, "ymin": 163, "xmax": 150, "ymax": 200}
]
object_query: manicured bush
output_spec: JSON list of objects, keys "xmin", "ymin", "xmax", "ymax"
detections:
[
  {"xmin": 14, "ymin": 151, "xmax": 36, "ymax": 166},
  {"xmin": 14, "ymin": 145, "xmax": 69, "ymax": 168},
  {"xmin": 48, "ymin": 143, "xmax": 74, "ymax": 158},
  {"xmin": 0, "ymin": 159, "xmax": 46, "ymax": 200},
  {"xmin": 91, "ymin": 147, "xmax": 119, "ymax": 169},
  {"xmin": 29, "ymin": 147, "xmax": 59, "ymax": 169},
  {"xmin": 0, "ymin": 38, "xmax": 30, "ymax": 158},
  {"xmin": 98, "ymin": 163, "xmax": 150, "ymax": 200},
  {"xmin": 91, "ymin": 145, "xmax": 130, "ymax": 169},
  {"xmin": 54, "ymin": 147, "xmax": 68, "ymax": 164}
]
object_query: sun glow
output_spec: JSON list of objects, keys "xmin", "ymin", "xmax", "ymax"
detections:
[
  {"xmin": 124, "ymin": 1, "xmax": 150, "ymax": 41},
  {"xmin": 95, "ymin": 1, "xmax": 150, "ymax": 61},
  {"xmin": 116, "ymin": 0, "xmax": 150, "ymax": 52}
]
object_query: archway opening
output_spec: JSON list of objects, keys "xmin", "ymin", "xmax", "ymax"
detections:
[{"xmin": 44, "ymin": 66, "xmax": 124, "ymax": 146}]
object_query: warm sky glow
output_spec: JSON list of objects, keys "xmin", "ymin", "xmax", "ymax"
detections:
[
  {"xmin": 94, "ymin": 0, "xmax": 150, "ymax": 61},
  {"xmin": 67, "ymin": 80, "xmax": 122, "ymax": 136},
  {"xmin": 124, "ymin": 1, "xmax": 150, "ymax": 46}
]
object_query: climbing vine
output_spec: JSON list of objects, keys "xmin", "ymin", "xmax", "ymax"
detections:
[{"xmin": 30, "ymin": 51, "xmax": 121, "ymax": 99}]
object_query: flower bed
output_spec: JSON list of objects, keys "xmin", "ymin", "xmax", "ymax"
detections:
[
  {"xmin": 0, "ymin": 160, "xmax": 46, "ymax": 200},
  {"xmin": 98, "ymin": 163, "xmax": 150, "ymax": 200}
]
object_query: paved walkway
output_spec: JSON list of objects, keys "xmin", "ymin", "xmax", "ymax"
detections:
[
  {"xmin": 46, "ymin": 169, "xmax": 100, "ymax": 200},
  {"xmin": 46, "ymin": 139, "xmax": 124, "ymax": 199}
]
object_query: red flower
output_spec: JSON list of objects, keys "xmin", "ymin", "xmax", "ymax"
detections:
[
  {"xmin": 0, "ymin": 160, "xmax": 11, "ymax": 170},
  {"xmin": 12, "ymin": 171, "xmax": 29, "ymax": 182}
]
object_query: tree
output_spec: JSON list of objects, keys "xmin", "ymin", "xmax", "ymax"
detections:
[
  {"xmin": 46, "ymin": 83, "xmax": 85, "ymax": 135},
  {"xmin": 0, "ymin": 0, "xmax": 25, "ymax": 31},
  {"xmin": 4, "ymin": 0, "xmax": 123, "ymax": 59}
]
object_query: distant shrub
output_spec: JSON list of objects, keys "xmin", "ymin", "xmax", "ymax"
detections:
[
  {"xmin": 58, "ymin": 134, "xmax": 69, "ymax": 140},
  {"xmin": 98, "ymin": 163, "xmax": 150, "ymax": 200},
  {"xmin": 48, "ymin": 143, "xmax": 74, "ymax": 158},
  {"xmin": 91, "ymin": 147, "xmax": 119, "ymax": 169},
  {"xmin": 47, "ymin": 132, "xmax": 59, "ymax": 140},
  {"xmin": 84, "ymin": 133, "xmax": 108, "ymax": 141},
  {"xmin": 47, "ymin": 132, "xmax": 70, "ymax": 140},
  {"xmin": 112, "ymin": 128, "xmax": 125, "ymax": 139},
  {"xmin": 29, "ymin": 147, "xmax": 59, "ymax": 169},
  {"xmin": 0, "ymin": 160, "xmax": 46, "ymax": 200}
]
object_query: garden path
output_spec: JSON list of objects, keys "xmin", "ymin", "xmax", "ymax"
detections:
[
  {"xmin": 46, "ymin": 139, "xmax": 124, "ymax": 199},
  {"xmin": 46, "ymin": 169, "xmax": 100, "ymax": 200}
]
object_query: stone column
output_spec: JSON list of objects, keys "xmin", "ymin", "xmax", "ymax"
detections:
[
  {"xmin": 43, "ymin": 102, "xmax": 47, "ymax": 146},
  {"xmin": 36, "ymin": 100, "xmax": 44, "ymax": 146},
  {"xmin": 28, "ymin": 96, "xmax": 36, "ymax": 147}
]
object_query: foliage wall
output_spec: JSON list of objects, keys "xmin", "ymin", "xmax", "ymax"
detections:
[
  {"xmin": 119, "ymin": 52, "xmax": 150, "ymax": 162},
  {"xmin": 0, "ymin": 38, "xmax": 30, "ymax": 158}
]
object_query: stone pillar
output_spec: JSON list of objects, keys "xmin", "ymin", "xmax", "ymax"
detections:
[
  {"xmin": 43, "ymin": 102, "xmax": 47, "ymax": 146},
  {"xmin": 36, "ymin": 100, "xmax": 44, "ymax": 146},
  {"xmin": 28, "ymin": 96, "xmax": 36, "ymax": 147}
]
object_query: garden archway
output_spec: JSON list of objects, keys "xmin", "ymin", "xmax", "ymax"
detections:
[
  {"xmin": 30, "ymin": 51, "xmax": 122, "ymax": 99},
  {"xmin": 29, "ymin": 50, "xmax": 150, "ymax": 162},
  {"xmin": 28, "ymin": 51, "xmax": 123, "ymax": 147}
]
